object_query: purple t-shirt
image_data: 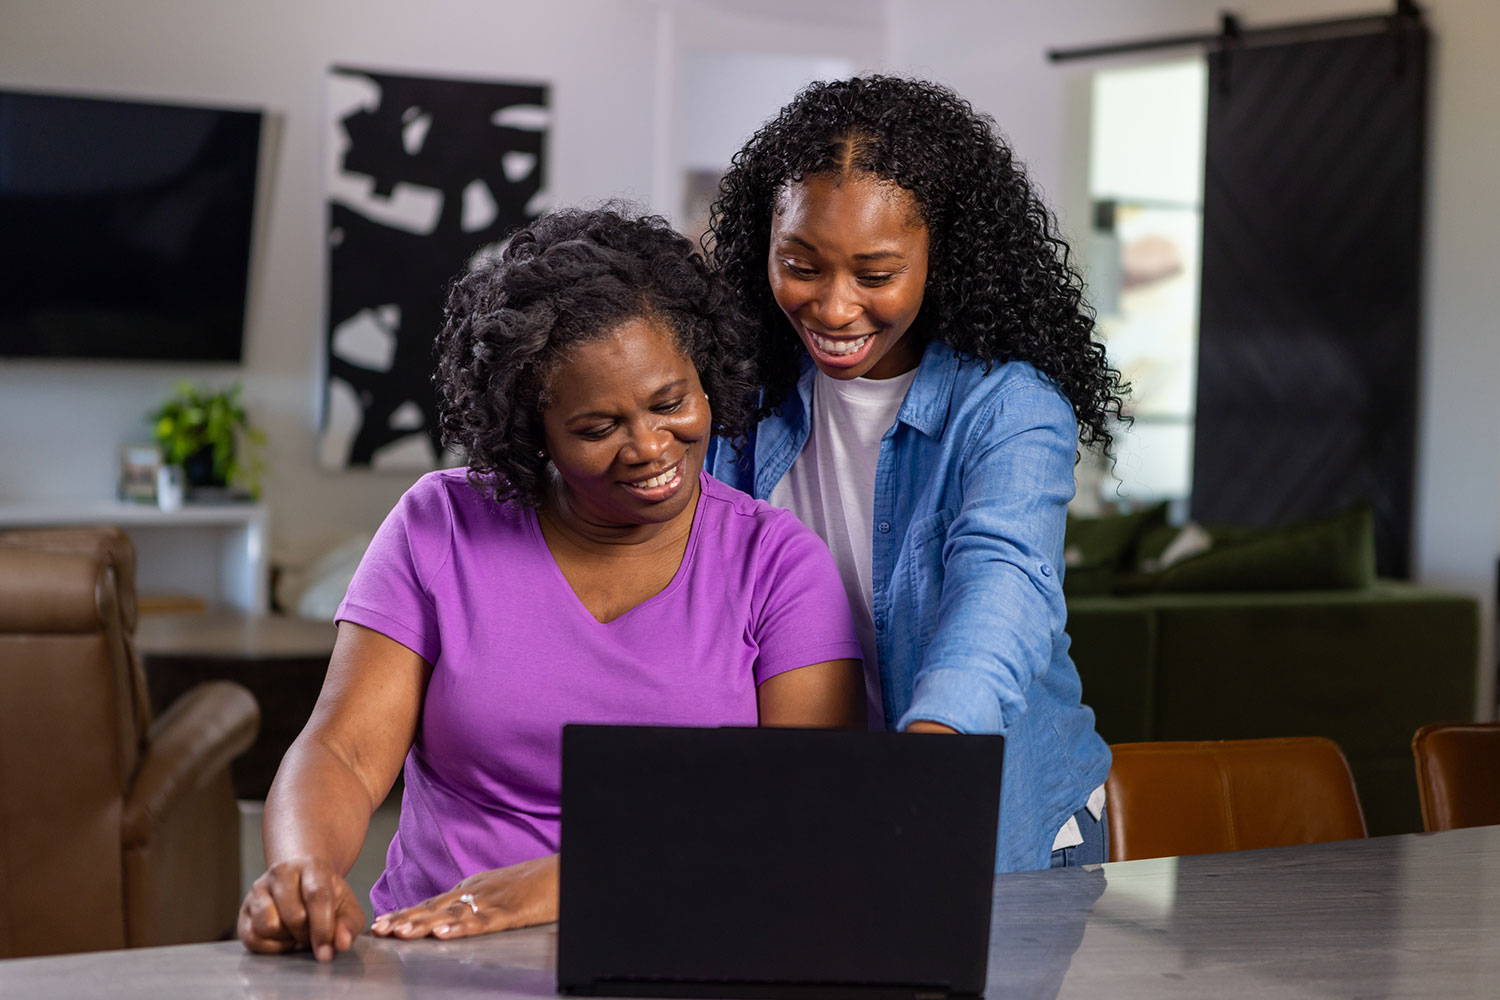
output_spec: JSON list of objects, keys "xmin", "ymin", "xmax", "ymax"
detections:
[{"xmin": 336, "ymin": 469, "xmax": 861, "ymax": 914}]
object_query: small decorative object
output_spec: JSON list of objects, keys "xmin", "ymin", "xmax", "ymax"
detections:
[
  {"xmin": 155, "ymin": 464, "xmax": 185, "ymax": 511},
  {"xmin": 148, "ymin": 382, "xmax": 267, "ymax": 500},
  {"xmin": 118, "ymin": 444, "xmax": 163, "ymax": 503}
]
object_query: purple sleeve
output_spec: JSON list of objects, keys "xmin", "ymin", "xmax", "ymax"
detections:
[
  {"xmin": 750, "ymin": 511, "xmax": 863, "ymax": 684},
  {"xmin": 334, "ymin": 475, "xmax": 451, "ymax": 665}
]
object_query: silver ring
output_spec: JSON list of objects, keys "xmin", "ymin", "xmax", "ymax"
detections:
[{"xmin": 458, "ymin": 892, "xmax": 479, "ymax": 915}]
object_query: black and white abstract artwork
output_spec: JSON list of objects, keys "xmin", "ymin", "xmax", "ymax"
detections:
[{"xmin": 321, "ymin": 66, "xmax": 548, "ymax": 470}]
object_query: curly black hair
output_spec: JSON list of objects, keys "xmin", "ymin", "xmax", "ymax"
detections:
[
  {"xmin": 705, "ymin": 75, "xmax": 1127, "ymax": 454},
  {"xmin": 434, "ymin": 206, "xmax": 759, "ymax": 507}
]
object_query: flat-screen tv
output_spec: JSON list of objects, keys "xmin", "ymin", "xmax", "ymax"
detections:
[{"xmin": 0, "ymin": 88, "xmax": 263, "ymax": 361}]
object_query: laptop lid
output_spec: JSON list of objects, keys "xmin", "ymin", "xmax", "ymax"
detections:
[{"xmin": 557, "ymin": 725, "xmax": 1004, "ymax": 999}]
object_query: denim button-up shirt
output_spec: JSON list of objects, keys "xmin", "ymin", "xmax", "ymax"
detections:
[{"xmin": 709, "ymin": 340, "xmax": 1111, "ymax": 872}]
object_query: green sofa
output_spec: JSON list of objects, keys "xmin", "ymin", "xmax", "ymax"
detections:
[{"xmin": 1063, "ymin": 505, "xmax": 1480, "ymax": 836}]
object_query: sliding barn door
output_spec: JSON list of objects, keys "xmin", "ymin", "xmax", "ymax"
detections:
[{"xmin": 1191, "ymin": 26, "xmax": 1428, "ymax": 577}]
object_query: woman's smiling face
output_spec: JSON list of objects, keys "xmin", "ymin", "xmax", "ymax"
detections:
[
  {"xmin": 768, "ymin": 172, "xmax": 930, "ymax": 380},
  {"xmin": 539, "ymin": 316, "xmax": 710, "ymax": 533}
]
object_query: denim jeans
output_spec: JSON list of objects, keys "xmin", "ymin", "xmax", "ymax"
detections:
[{"xmin": 1049, "ymin": 803, "xmax": 1108, "ymax": 868}]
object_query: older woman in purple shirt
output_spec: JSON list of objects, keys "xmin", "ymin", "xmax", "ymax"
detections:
[{"xmin": 237, "ymin": 208, "xmax": 862, "ymax": 962}]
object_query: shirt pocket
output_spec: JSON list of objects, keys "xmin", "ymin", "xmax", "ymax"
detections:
[{"xmin": 901, "ymin": 507, "xmax": 955, "ymax": 645}]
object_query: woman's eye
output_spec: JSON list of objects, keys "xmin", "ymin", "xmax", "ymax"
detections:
[
  {"xmin": 859, "ymin": 274, "xmax": 895, "ymax": 286},
  {"xmin": 654, "ymin": 398, "xmax": 685, "ymax": 414},
  {"xmin": 577, "ymin": 424, "xmax": 614, "ymax": 441},
  {"xmin": 782, "ymin": 260, "xmax": 817, "ymax": 278}
]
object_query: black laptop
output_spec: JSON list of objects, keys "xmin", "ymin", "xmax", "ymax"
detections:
[{"xmin": 557, "ymin": 725, "xmax": 1004, "ymax": 999}]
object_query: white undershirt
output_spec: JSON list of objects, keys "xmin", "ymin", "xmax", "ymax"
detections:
[{"xmin": 770, "ymin": 367, "xmax": 918, "ymax": 728}]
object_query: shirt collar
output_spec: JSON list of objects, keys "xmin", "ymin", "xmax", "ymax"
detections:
[
  {"xmin": 894, "ymin": 340, "xmax": 960, "ymax": 439},
  {"xmin": 796, "ymin": 339, "xmax": 959, "ymax": 440}
]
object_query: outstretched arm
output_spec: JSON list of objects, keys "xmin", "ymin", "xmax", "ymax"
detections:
[
  {"xmin": 239, "ymin": 622, "xmax": 428, "ymax": 961},
  {"xmin": 898, "ymin": 382, "xmax": 1076, "ymax": 735}
]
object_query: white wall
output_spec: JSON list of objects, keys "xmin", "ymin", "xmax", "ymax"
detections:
[
  {"xmin": 0, "ymin": 0, "xmax": 883, "ymax": 568},
  {"xmin": 652, "ymin": 0, "xmax": 883, "ymax": 227},
  {"xmin": 886, "ymin": 0, "xmax": 1500, "ymax": 716},
  {"xmin": 677, "ymin": 51, "xmax": 855, "ymax": 173}
]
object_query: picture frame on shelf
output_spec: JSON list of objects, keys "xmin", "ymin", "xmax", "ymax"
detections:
[{"xmin": 119, "ymin": 444, "xmax": 162, "ymax": 504}]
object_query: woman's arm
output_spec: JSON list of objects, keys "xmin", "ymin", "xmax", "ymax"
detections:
[
  {"xmin": 748, "ymin": 501, "xmax": 866, "ymax": 728},
  {"xmin": 898, "ymin": 381, "xmax": 1076, "ymax": 735},
  {"xmin": 757, "ymin": 658, "xmax": 863, "ymax": 727},
  {"xmin": 238, "ymin": 621, "xmax": 429, "ymax": 961},
  {"xmin": 905, "ymin": 720, "xmax": 959, "ymax": 734}
]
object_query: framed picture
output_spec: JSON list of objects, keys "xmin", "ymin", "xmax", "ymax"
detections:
[
  {"xmin": 319, "ymin": 65, "xmax": 550, "ymax": 471},
  {"xmin": 119, "ymin": 444, "xmax": 162, "ymax": 503}
]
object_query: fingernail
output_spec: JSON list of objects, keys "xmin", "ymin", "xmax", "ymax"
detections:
[
  {"xmin": 317, "ymin": 945, "xmax": 333, "ymax": 963},
  {"xmin": 435, "ymin": 924, "xmax": 451, "ymax": 936},
  {"xmin": 397, "ymin": 922, "xmax": 413, "ymax": 935}
]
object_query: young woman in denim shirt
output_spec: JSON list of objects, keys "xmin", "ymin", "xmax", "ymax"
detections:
[{"xmin": 705, "ymin": 76, "xmax": 1129, "ymax": 871}]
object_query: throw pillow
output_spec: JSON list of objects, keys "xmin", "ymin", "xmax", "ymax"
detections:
[
  {"xmin": 1140, "ymin": 522, "xmax": 1214, "ymax": 573},
  {"xmin": 1111, "ymin": 503, "xmax": 1376, "ymax": 595},
  {"xmin": 1063, "ymin": 501, "xmax": 1170, "ymax": 597}
]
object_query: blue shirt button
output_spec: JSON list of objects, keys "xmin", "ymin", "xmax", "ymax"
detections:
[
  {"xmin": 1040, "ymin": 563, "xmax": 1053, "ymax": 577},
  {"xmin": 877, "ymin": 520, "xmax": 891, "ymax": 533},
  {"xmin": 874, "ymin": 614, "xmax": 886, "ymax": 630}
]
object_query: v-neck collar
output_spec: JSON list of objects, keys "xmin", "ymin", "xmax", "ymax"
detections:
[{"xmin": 526, "ymin": 474, "xmax": 707, "ymax": 625}]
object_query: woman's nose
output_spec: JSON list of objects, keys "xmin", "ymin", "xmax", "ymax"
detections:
[
  {"xmin": 623, "ymin": 420, "xmax": 672, "ymax": 462},
  {"xmin": 811, "ymin": 281, "xmax": 860, "ymax": 329}
]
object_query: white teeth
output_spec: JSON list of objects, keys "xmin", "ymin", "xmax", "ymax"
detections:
[
  {"xmin": 810, "ymin": 331, "xmax": 871, "ymax": 356},
  {"xmin": 632, "ymin": 467, "xmax": 679, "ymax": 489}
]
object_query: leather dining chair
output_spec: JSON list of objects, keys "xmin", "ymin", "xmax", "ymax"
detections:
[
  {"xmin": 1105, "ymin": 737, "xmax": 1368, "ymax": 862},
  {"xmin": 0, "ymin": 526, "xmax": 260, "ymax": 959},
  {"xmin": 1412, "ymin": 722, "xmax": 1500, "ymax": 832}
]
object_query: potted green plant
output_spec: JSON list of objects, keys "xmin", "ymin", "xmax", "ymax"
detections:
[{"xmin": 148, "ymin": 382, "xmax": 267, "ymax": 499}]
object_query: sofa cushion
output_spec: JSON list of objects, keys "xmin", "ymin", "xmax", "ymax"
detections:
[{"xmin": 1112, "ymin": 504, "xmax": 1376, "ymax": 595}]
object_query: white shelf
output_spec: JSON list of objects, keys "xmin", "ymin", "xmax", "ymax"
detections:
[
  {"xmin": 0, "ymin": 501, "xmax": 270, "ymax": 614},
  {"xmin": 0, "ymin": 500, "xmax": 261, "ymax": 525}
]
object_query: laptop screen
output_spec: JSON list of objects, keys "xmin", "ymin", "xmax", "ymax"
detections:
[{"xmin": 558, "ymin": 725, "xmax": 1004, "ymax": 999}]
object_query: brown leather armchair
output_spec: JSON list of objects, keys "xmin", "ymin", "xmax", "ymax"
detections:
[
  {"xmin": 0, "ymin": 527, "xmax": 260, "ymax": 958},
  {"xmin": 1412, "ymin": 722, "xmax": 1500, "ymax": 832},
  {"xmin": 1105, "ymin": 737, "xmax": 1368, "ymax": 862}
]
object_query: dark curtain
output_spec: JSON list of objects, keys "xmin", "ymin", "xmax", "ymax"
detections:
[{"xmin": 1191, "ymin": 25, "xmax": 1428, "ymax": 577}]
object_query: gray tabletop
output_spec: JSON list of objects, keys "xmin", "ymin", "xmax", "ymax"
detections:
[{"xmin": 5, "ymin": 825, "xmax": 1498, "ymax": 999}]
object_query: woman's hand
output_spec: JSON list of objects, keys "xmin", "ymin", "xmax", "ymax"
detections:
[
  {"xmin": 370, "ymin": 854, "xmax": 560, "ymax": 941},
  {"xmin": 243, "ymin": 623, "xmax": 429, "ymax": 962},
  {"xmin": 905, "ymin": 720, "xmax": 959, "ymax": 735},
  {"xmin": 238, "ymin": 857, "xmax": 366, "ymax": 962}
]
